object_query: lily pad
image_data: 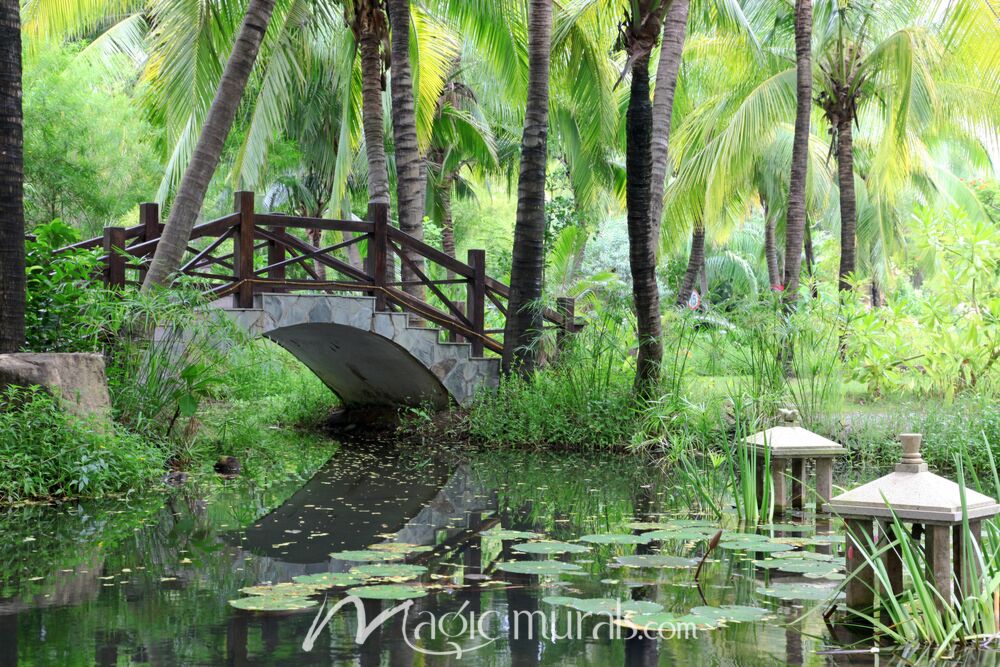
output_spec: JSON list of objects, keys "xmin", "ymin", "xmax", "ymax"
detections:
[
  {"xmin": 480, "ymin": 528, "xmax": 543, "ymax": 540},
  {"xmin": 513, "ymin": 541, "xmax": 590, "ymax": 555},
  {"xmin": 625, "ymin": 521, "xmax": 674, "ymax": 531},
  {"xmin": 615, "ymin": 554, "xmax": 697, "ymax": 569},
  {"xmin": 756, "ymin": 582, "xmax": 844, "ymax": 601},
  {"xmin": 349, "ymin": 564, "xmax": 428, "ymax": 580},
  {"xmin": 292, "ymin": 573, "xmax": 365, "ymax": 588},
  {"xmin": 329, "ymin": 550, "xmax": 403, "ymax": 562},
  {"xmin": 229, "ymin": 596, "xmax": 319, "ymax": 612},
  {"xmin": 579, "ymin": 533, "xmax": 652, "ymax": 545},
  {"xmin": 719, "ymin": 540, "xmax": 795, "ymax": 553},
  {"xmin": 615, "ymin": 612, "xmax": 720, "ymax": 632},
  {"xmin": 346, "ymin": 584, "xmax": 428, "ymax": 600},
  {"xmin": 758, "ymin": 523, "xmax": 814, "ymax": 533},
  {"xmin": 495, "ymin": 561, "xmax": 584, "ymax": 576},
  {"xmin": 689, "ymin": 605, "xmax": 772, "ymax": 623},
  {"xmin": 642, "ymin": 527, "xmax": 718, "ymax": 541},
  {"xmin": 369, "ymin": 542, "xmax": 434, "ymax": 554},
  {"xmin": 239, "ymin": 583, "xmax": 320, "ymax": 597},
  {"xmin": 543, "ymin": 596, "xmax": 663, "ymax": 616}
]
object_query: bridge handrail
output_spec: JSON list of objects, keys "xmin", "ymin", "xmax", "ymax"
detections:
[{"xmin": 51, "ymin": 192, "xmax": 580, "ymax": 355}]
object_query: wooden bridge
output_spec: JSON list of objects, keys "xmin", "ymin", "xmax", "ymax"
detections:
[{"xmin": 61, "ymin": 192, "xmax": 577, "ymax": 408}]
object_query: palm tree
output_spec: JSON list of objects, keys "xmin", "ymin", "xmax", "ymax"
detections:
[
  {"xmin": 387, "ymin": 0, "xmax": 427, "ymax": 310},
  {"xmin": 623, "ymin": 0, "xmax": 672, "ymax": 394},
  {"xmin": 649, "ymin": 0, "xmax": 690, "ymax": 246},
  {"xmin": 142, "ymin": 0, "xmax": 278, "ymax": 289},
  {"xmin": 347, "ymin": 0, "xmax": 391, "ymax": 208},
  {"xmin": 782, "ymin": 0, "xmax": 811, "ymax": 303},
  {"xmin": 0, "ymin": 0, "xmax": 24, "ymax": 352},
  {"xmin": 502, "ymin": 0, "xmax": 553, "ymax": 376}
]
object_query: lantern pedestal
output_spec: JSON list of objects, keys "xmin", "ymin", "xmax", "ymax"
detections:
[{"xmin": 828, "ymin": 434, "xmax": 998, "ymax": 613}]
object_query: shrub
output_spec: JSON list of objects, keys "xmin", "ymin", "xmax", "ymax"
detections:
[{"xmin": 0, "ymin": 386, "xmax": 164, "ymax": 503}]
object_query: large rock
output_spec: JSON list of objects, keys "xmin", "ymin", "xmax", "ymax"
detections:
[{"xmin": 0, "ymin": 353, "xmax": 113, "ymax": 423}]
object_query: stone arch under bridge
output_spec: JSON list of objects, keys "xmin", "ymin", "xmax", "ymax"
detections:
[{"xmin": 220, "ymin": 293, "xmax": 499, "ymax": 409}]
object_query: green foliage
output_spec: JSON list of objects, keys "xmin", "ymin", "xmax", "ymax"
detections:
[
  {"xmin": 22, "ymin": 45, "xmax": 160, "ymax": 235},
  {"xmin": 24, "ymin": 221, "xmax": 114, "ymax": 352},
  {"xmin": 468, "ymin": 299, "xmax": 640, "ymax": 449},
  {"xmin": 0, "ymin": 386, "xmax": 163, "ymax": 503}
]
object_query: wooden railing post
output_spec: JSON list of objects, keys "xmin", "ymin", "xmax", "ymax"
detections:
[
  {"xmin": 366, "ymin": 202, "xmax": 389, "ymax": 311},
  {"xmin": 103, "ymin": 226, "xmax": 127, "ymax": 288},
  {"xmin": 233, "ymin": 191, "xmax": 255, "ymax": 308},
  {"xmin": 556, "ymin": 297, "xmax": 576, "ymax": 348},
  {"xmin": 267, "ymin": 226, "xmax": 285, "ymax": 293},
  {"xmin": 137, "ymin": 202, "xmax": 160, "ymax": 282},
  {"xmin": 467, "ymin": 249, "xmax": 486, "ymax": 356}
]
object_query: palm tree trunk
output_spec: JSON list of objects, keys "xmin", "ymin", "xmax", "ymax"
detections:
[
  {"xmin": 142, "ymin": 0, "xmax": 277, "ymax": 290},
  {"xmin": 676, "ymin": 225, "xmax": 704, "ymax": 307},
  {"xmin": 0, "ymin": 0, "xmax": 24, "ymax": 353},
  {"xmin": 502, "ymin": 0, "xmax": 552, "ymax": 376},
  {"xmin": 648, "ymin": 0, "xmax": 690, "ymax": 246},
  {"xmin": 765, "ymin": 210, "xmax": 780, "ymax": 289},
  {"xmin": 836, "ymin": 113, "xmax": 856, "ymax": 292},
  {"xmin": 307, "ymin": 227, "xmax": 327, "ymax": 281},
  {"xmin": 387, "ymin": 0, "xmax": 427, "ymax": 316},
  {"xmin": 783, "ymin": 0, "xmax": 812, "ymax": 304},
  {"xmin": 804, "ymin": 214, "xmax": 818, "ymax": 298},
  {"xmin": 440, "ymin": 169, "xmax": 457, "ymax": 278},
  {"xmin": 626, "ymin": 55, "xmax": 663, "ymax": 395}
]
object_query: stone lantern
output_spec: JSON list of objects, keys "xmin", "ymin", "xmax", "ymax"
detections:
[
  {"xmin": 746, "ymin": 408, "xmax": 846, "ymax": 513},
  {"xmin": 827, "ymin": 434, "xmax": 1000, "ymax": 611}
]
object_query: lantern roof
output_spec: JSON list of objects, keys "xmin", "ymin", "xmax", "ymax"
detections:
[
  {"xmin": 744, "ymin": 409, "xmax": 846, "ymax": 457},
  {"xmin": 826, "ymin": 434, "xmax": 1000, "ymax": 524}
]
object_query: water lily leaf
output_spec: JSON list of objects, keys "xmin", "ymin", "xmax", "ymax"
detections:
[
  {"xmin": 689, "ymin": 605, "xmax": 772, "ymax": 623},
  {"xmin": 615, "ymin": 612, "xmax": 720, "ymax": 632},
  {"xmin": 369, "ymin": 543, "xmax": 434, "ymax": 554},
  {"xmin": 758, "ymin": 523, "xmax": 814, "ymax": 533},
  {"xmin": 543, "ymin": 596, "xmax": 663, "ymax": 616},
  {"xmin": 329, "ymin": 550, "xmax": 403, "ymax": 562},
  {"xmin": 642, "ymin": 527, "xmax": 718, "ymax": 541},
  {"xmin": 239, "ymin": 583, "xmax": 320, "ymax": 597},
  {"xmin": 480, "ymin": 528, "xmax": 543, "ymax": 540},
  {"xmin": 292, "ymin": 573, "xmax": 365, "ymax": 587},
  {"xmin": 625, "ymin": 521, "xmax": 674, "ymax": 530},
  {"xmin": 349, "ymin": 564, "xmax": 428, "ymax": 580},
  {"xmin": 773, "ymin": 551, "xmax": 838, "ymax": 562},
  {"xmin": 756, "ymin": 582, "xmax": 844, "ymax": 601},
  {"xmin": 579, "ymin": 533, "xmax": 652, "ymax": 545},
  {"xmin": 229, "ymin": 596, "xmax": 319, "ymax": 611},
  {"xmin": 495, "ymin": 561, "xmax": 584, "ymax": 575},
  {"xmin": 513, "ymin": 541, "xmax": 590, "ymax": 555},
  {"xmin": 346, "ymin": 584, "xmax": 428, "ymax": 600},
  {"xmin": 719, "ymin": 540, "xmax": 795, "ymax": 553},
  {"xmin": 615, "ymin": 554, "xmax": 697, "ymax": 569},
  {"xmin": 804, "ymin": 571, "xmax": 846, "ymax": 581}
]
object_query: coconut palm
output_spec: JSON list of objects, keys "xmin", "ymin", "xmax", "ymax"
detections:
[
  {"xmin": 0, "ymin": 0, "xmax": 24, "ymax": 352},
  {"xmin": 503, "ymin": 0, "xmax": 553, "ymax": 376},
  {"xmin": 783, "ymin": 0, "xmax": 811, "ymax": 303}
]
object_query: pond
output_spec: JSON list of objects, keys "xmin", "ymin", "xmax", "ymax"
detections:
[{"xmin": 0, "ymin": 437, "xmax": 991, "ymax": 665}]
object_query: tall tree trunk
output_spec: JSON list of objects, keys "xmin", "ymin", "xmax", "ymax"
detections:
[
  {"xmin": 783, "ymin": 0, "xmax": 812, "ymax": 304},
  {"xmin": 440, "ymin": 169, "xmax": 457, "ymax": 278},
  {"xmin": 804, "ymin": 214, "xmax": 818, "ymax": 298},
  {"xmin": 502, "ymin": 0, "xmax": 552, "ymax": 376},
  {"xmin": 764, "ymin": 209, "xmax": 780, "ymax": 289},
  {"xmin": 356, "ymin": 7, "xmax": 395, "ymax": 284},
  {"xmin": 142, "ymin": 0, "xmax": 277, "ymax": 290},
  {"xmin": 0, "ymin": 0, "xmax": 24, "ymax": 353},
  {"xmin": 648, "ymin": 0, "xmax": 690, "ymax": 247},
  {"xmin": 836, "ymin": 113, "xmax": 856, "ymax": 293},
  {"xmin": 676, "ymin": 224, "xmax": 704, "ymax": 307},
  {"xmin": 307, "ymin": 227, "xmax": 327, "ymax": 281},
  {"xmin": 870, "ymin": 280, "xmax": 881, "ymax": 308},
  {"xmin": 626, "ymin": 55, "xmax": 663, "ymax": 395},
  {"xmin": 387, "ymin": 0, "xmax": 427, "ymax": 317}
]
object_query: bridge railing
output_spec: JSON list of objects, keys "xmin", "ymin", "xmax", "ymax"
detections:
[{"xmin": 57, "ymin": 191, "xmax": 579, "ymax": 356}]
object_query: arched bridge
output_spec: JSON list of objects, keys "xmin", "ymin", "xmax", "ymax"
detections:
[{"xmin": 61, "ymin": 192, "xmax": 578, "ymax": 409}]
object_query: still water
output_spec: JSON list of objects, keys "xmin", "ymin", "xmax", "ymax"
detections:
[{"xmin": 0, "ymin": 439, "xmax": 996, "ymax": 665}]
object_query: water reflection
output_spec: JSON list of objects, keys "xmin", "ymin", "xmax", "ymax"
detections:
[{"xmin": 0, "ymin": 441, "xmax": 998, "ymax": 665}]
